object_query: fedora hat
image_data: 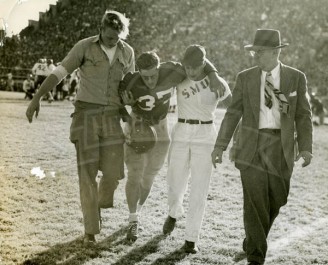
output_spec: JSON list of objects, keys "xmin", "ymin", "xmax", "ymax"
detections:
[{"xmin": 244, "ymin": 29, "xmax": 289, "ymax": 51}]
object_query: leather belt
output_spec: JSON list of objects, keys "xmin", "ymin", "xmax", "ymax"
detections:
[
  {"xmin": 178, "ymin": 118, "xmax": 213, "ymax": 124},
  {"xmin": 260, "ymin": 128, "xmax": 281, "ymax": 134}
]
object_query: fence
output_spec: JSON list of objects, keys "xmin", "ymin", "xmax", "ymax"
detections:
[{"xmin": 0, "ymin": 67, "xmax": 32, "ymax": 91}]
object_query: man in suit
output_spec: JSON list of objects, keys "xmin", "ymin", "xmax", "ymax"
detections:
[{"xmin": 211, "ymin": 29, "xmax": 313, "ymax": 265}]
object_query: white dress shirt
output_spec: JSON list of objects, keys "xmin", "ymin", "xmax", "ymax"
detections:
[{"xmin": 259, "ymin": 63, "xmax": 282, "ymax": 129}]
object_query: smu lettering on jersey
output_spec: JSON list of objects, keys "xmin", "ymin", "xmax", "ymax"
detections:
[
  {"xmin": 177, "ymin": 75, "xmax": 231, "ymax": 121},
  {"xmin": 120, "ymin": 62, "xmax": 186, "ymax": 122}
]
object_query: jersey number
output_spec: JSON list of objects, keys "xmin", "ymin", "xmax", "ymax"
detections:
[{"xmin": 137, "ymin": 88, "xmax": 173, "ymax": 111}]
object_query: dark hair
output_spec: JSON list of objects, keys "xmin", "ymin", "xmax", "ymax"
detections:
[
  {"xmin": 101, "ymin": 10, "xmax": 130, "ymax": 39},
  {"xmin": 136, "ymin": 51, "xmax": 160, "ymax": 70}
]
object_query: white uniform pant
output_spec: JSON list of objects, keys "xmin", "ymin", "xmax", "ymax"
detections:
[{"xmin": 167, "ymin": 122, "xmax": 217, "ymax": 243}]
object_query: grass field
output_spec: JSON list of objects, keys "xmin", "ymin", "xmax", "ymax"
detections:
[{"xmin": 0, "ymin": 91, "xmax": 327, "ymax": 265}]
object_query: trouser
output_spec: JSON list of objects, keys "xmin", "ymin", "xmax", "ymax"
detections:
[
  {"xmin": 125, "ymin": 118, "xmax": 170, "ymax": 217},
  {"xmin": 240, "ymin": 130, "xmax": 292, "ymax": 264},
  {"xmin": 318, "ymin": 112, "xmax": 325, "ymax": 125},
  {"xmin": 167, "ymin": 122, "xmax": 217, "ymax": 243},
  {"xmin": 70, "ymin": 102, "xmax": 125, "ymax": 235},
  {"xmin": 25, "ymin": 90, "xmax": 34, "ymax": 99}
]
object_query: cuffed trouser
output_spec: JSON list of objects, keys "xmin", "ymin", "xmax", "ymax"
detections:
[
  {"xmin": 125, "ymin": 118, "xmax": 170, "ymax": 215},
  {"xmin": 167, "ymin": 122, "xmax": 216, "ymax": 243},
  {"xmin": 70, "ymin": 103, "xmax": 125, "ymax": 235},
  {"xmin": 240, "ymin": 130, "xmax": 292, "ymax": 264}
]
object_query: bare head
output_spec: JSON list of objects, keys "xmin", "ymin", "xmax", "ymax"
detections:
[
  {"xmin": 137, "ymin": 51, "xmax": 160, "ymax": 89},
  {"xmin": 100, "ymin": 10, "xmax": 130, "ymax": 48}
]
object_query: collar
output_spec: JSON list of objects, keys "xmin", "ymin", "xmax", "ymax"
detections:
[
  {"xmin": 261, "ymin": 62, "xmax": 281, "ymax": 79},
  {"xmin": 92, "ymin": 34, "xmax": 124, "ymax": 50},
  {"xmin": 100, "ymin": 43, "xmax": 117, "ymax": 53}
]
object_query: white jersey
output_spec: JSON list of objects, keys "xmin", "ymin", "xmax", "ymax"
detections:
[
  {"xmin": 176, "ymin": 75, "xmax": 231, "ymax": 121},
  {"xmin": 45, "ymin": 63, "xmax": 56, "ymax": 76},
  {"xmin": 32, "ymin": 62, "xmax": 48, "ymax": 76}
]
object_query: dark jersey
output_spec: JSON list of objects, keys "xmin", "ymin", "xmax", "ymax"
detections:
[
  {"xmin": 120, "ymin": 62, "xmax": 186, "ymax": 122},
  {"xmin": 119, "ymin": 60, "xmax": 217, "ymax": 123}
]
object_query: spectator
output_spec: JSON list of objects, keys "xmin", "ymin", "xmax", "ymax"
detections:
[
  {"xmin": 23, "ymin": 73, "xmax": 35, "ymax": 99},
  {"xmin": 310, "ymin": 92, "xmax": 326, "ymax": 125},
  {"xmin": 6, "ymin": 73, "xmax": 14, "ymax": 91}
]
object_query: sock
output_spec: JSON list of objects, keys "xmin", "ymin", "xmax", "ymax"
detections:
[
  {"xmin": 129, "ymin": 213, "xmax": 138, "ymax": 223},
  {"xmin": 137, "ymin": 204, "xmax": 143, "ymax": 213}
]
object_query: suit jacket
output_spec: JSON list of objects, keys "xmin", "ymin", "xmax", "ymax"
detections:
[{"xmin": 215, "ymin": 63, "xmax": 313, "ymax": 171}]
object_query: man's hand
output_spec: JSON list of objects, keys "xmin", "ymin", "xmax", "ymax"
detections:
[
  {"xmin": 213, "ymin": 81, "xmax": 226, "ymax": 99},
  {"xmin": 211, "ymin": 147, "xmax": 224, "ymax": 168},
  {"xmin": 121, "ymin": 90, "xmax": 136, "ymax": 106},
  {"xmin": 26, "ymin": 98, "xmax": 41, "ymax": 123},
  {"xmin": 124, "ymin": 115, "xmax": 141, "ymax": 143},
  {"xmin": 295, "ymin": 150, "xmax": 313, "ymax": 167}
]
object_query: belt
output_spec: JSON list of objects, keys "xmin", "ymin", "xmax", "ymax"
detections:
[
  {"xmin": 260, "ymin": 128, "xmax": 281, "ymax": 134},
  {"xmin": 178, "ymin": 118, "xmax": 213, "ymax": 124}
]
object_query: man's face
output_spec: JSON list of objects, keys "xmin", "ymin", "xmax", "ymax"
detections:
[
  {"xmin": 100, "ymin": 27, "xmax": 120, "ymax": 48},
  {"xmin": 140, "ymin": 67, "xmax": 160, "ymax": 89},
  {"xmin": 184, "ymin": 63, "xmax": 205, "ymax": 81},
  {"xmin": 250, "ymin": 48, "xmax": 278, "ymax": 71}
]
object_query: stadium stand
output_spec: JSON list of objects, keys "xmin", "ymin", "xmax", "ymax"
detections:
[{"xmin": 0, "ymin": 0, "xmax": 327, "ymax": 96}]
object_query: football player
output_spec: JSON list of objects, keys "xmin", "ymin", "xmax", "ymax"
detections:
[{"xmin": 120, "ymin": 51, "xmax": 226, "ymax": 241}]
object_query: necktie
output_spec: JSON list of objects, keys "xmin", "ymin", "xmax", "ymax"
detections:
[{"xmin": 264, "ymin": 72, "xmax": 289, "ymax": 113}]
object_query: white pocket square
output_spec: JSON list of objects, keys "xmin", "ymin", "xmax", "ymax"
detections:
[{"xmin": 289, "ymin": 91, "xmax": 297, "ymax": 97}]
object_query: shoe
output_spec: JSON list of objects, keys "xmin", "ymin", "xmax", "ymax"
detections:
[
  {"xmin": 183, "ymin": 240, "xmax": 199, "ymax": 254},
  {"xmin": 246, "ymin": 262, "xmax": 261, "ymax": 265},
  {"xmin": 243, "ymin": 238, "xmax": 247, "ymax": 252},
  {"xmin": 163, "ymin": 216, "xmax": 176, "ymax": 235},
  {"xmin": 83, "ymin": 233, "xmax": 96, "ymax": 246},
  {"xmin": 127, "ymin": 221, "xmax": 138, "ymax": 241}
]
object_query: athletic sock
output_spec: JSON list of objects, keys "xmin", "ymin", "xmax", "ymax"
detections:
[
  {"xmin": 137, "ymin": 204, "xmax": 143, "ymax": 213},
  {"xmin": 129, "ymin": 213, "xmax": 138, "ymax": 223}
]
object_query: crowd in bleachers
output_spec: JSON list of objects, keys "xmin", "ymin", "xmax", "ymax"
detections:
[{"xmin": 0, "ymin": 0, "xmax": 327, "ymax": 94}]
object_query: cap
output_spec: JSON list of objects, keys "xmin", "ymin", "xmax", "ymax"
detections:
[{"xmin": 182, "ymin": 44, "xmax": 206, "ymax": 67}]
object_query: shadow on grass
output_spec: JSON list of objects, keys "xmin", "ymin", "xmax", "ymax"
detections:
[
  {"xmin": 233, "ymin": 250, "xmax": 247, "ymax": 263},
  {"xmin": 111, "ymin": 234, "xmax": 168, "ymax": 265},
  {"xmin": 149, "ymin": 247, "xmax": 189, "ymax": 265},
  {"xmin": 21, "ymin": 226, "xmax": 128, "ymax": 265}
]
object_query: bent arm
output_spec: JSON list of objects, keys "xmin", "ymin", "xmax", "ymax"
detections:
[
  {"xmin": 295, "ymin": 72, "xmax": 313, "ymax": 153},
  {"xmin": 214, "ymin": 74, "xmax": 243, "ymax": 151}
]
